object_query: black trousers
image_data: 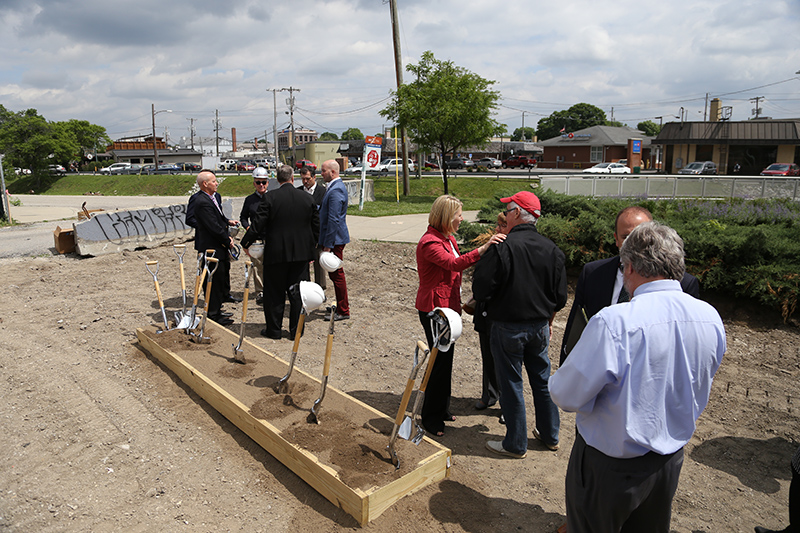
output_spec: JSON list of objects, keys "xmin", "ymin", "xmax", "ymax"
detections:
[
  {"xmin": 262, "ymin": 261, "xmax": 306, "ymax": 338},
  {"xmin": 566, "ymin": 433, "xmax": 684, "ymax": 533},
  {"xmin": 418, "ymin": 311, "xmax": 455, "ymax": 435}
]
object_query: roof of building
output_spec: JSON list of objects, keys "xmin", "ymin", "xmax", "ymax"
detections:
[
  {"xmin": 655, "ymin": 119, "xmax": 800, "ymax": 145},
  {"xmin": 538, "ymin": 125, "xmax": 653, "ymax": 147}
]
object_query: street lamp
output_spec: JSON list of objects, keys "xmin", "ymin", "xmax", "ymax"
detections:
[{"xmin": 151, "ymin": 104, "xmax": 172, "ymax": 170}]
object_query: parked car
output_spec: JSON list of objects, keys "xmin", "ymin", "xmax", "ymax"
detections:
[
  {"xmin": 582, "ymin": 162, "xmax": 631, "ymax": 174},
  {"xmin": 254, "ymin": 158, "xmax": 275, "ymax": 169},
  {"xmin": 175, "ymin": 162, "xmax": 201, "ymax": 172},
  {"xmin": 141, "ymin": 163, "xmax": 180, "ymax": 175},
  {"xmin": 477, "ymin": 157, "xmax": 502, "ymax": 169},
  {"xmin": 295, "ymin": 159, "xmax": 317, "ymax": 171},
  {"xmin": 344, "ymin": 164, "xmax": 364, "ymax": 176},
  {"xmin": 445, "ymin": 157, "xmax": 475, "ymax": 170},
  {"xmin": 48, "ymin": 164, "xmax": 67, "ymax": 176},
  {"xmin": 760, "ymin": 163, "xmax": 800, "ymax": 176},
  {"xmin": 421, "ymin": 160, "xmax": 440, "ymax": 170},
  {"xmin": 14, "ymin": 167, "xmax": 31, "ymax": 175},
  {"xmin": 678, "ymin": 161, "xmax": 717, "ymax": 175},
  {"xmin": 236, "ymin": 160, "xmax": 256, "ymax": 172},
  {"xmin": 501, "ymin": 155, "xmax": 536, "ymax": 169},
  {"xmin": 99, "ymin": 162, "xmax": 132, "ymax": 175},
  {"xmin": 376, "ymin": 158, "xmax": 415, "ymax": 174}
]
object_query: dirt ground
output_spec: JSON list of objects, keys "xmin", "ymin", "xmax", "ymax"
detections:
[{"xmin": 0, "ymin": 238, "xmax": 797, "ymax": 532}]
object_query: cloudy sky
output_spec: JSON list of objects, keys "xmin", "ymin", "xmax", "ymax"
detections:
[{"xmin": 1, "ymin": 0, "xmax": 799, "ymax": 147}]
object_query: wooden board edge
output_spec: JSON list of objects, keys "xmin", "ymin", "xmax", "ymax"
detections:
[{"xmin": 135, "ymin": 328, "xmax": 366, "ymax": 521}]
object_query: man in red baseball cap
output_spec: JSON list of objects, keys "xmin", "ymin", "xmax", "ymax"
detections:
[{"xmin": 473, "ymin": 189, "xmax": 567, "ymax": 458}]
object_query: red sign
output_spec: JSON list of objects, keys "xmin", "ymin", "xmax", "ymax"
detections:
[
  {"xmin": 365, "ymin": 136, "xmax": 383, "ymax": 146},
  {"xmin": 366, "ymin": 149, "xmax": 380, "ymax": 168}
]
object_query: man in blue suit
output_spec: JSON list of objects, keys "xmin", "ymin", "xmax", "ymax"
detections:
[
  {"xmin": 319, "ymin": 160, "xmax": 350, "ymax": 320},
  {"xmin": 559, "ymin": 206, "xmax": 700, "ymax": 365}
]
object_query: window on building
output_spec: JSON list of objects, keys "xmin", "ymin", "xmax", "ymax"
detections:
[{"xmin": 590, "ymin": 146, "xmax": 603, "ymax": 162}]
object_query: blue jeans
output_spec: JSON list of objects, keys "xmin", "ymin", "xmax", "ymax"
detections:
[{"xmin": 491, "ymin": 319, "xmax": 560, "ymax": 455}]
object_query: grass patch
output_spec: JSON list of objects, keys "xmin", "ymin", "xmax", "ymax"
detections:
[{"xmin": 7, "ymin": 173, "xmax": 199, "ymax": 196}]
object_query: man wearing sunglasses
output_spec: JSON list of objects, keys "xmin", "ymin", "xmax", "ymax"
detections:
[{"xmin": 240, "ymin": 167, "xmax": 270, "ymax": 304}]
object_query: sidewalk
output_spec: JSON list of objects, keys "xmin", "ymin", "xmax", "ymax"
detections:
[{"xmin": 347, "ymin": 211, "xmax": 479, "ymax": 243}]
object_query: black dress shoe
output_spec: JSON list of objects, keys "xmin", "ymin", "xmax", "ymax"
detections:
[
  {"xmin": 219, "ymin": 311, "xmax": 233, "ymax": 318},
  {"xmin": 225, "ymin": 295, "xmax": 242, "ymax": 303},
  {"xmin": 260, "ymin": 328, "xmax": 281, "ymax": 340}
]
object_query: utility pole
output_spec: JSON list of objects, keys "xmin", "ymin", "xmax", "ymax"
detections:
[
  {"xmin": 187, "ymin": 118, "xmax": 196, "ymax": 150},
  {"xmin": 213, "ymin": 109, "xmax": 221, "ymax": 158},
  {"xmin": 703, "ymin": 93, "xmax": 709, "ymax": 121},
  {"xmin": 267, "ymin": 89, "xmax": 279, "ymax": 164},
  {"xmin": 521, "ymin": 111, "xmax": 526, "ymax": 141},
  {"xmin": 389, "ymin": 0, "xmax": 410, "ymax": 195},
  {"xmin": 750, "ymin": 96, "xmax": 764, "ymax": 119},
  {"xmin": 280, "ymin": 87, "xmax": 299, "ymax": 164}
]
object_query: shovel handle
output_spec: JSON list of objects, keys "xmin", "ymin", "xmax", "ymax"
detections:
[
  {"xmin": 394, "ymin": 374, "xmax": 417, "ymax": 426},
  {"xmin": 241, "ymin": 261, "xmax": 252, "ymax": 323},
  {"xmin": 322, "ymin": 312, "xmax": 335, "ymax": 376},
  {"xmin": 419, "ymin": 346, "xmax": 439, "ymax": 393},
  {"xmin": 146, "ymin": 261, "xmax": 164, "ymax": 305},
  {"xmin": 291, "ymin": 313, "xmax": 306, "ymax": 354},
  {"xmin": 174, "ymin": 245, "xmax": 186, "ymax": 292}
]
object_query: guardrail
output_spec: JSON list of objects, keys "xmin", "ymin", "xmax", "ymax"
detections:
[{"xmin": 540, "ymin": 175, "xmax": 800, "ymax": 201}]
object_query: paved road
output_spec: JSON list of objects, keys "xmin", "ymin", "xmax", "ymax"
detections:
[{"xmin": 0, "ymin": 195, "xmax": 479, "ymax": 259}]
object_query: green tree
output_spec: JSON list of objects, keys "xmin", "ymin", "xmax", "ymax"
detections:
[
  {"xmin": 605, "ymin": 120, "xmax": 624, "ymax": 128},
  {"xmin": 63, "ymin": 119, "xmax": 112, "ymax": 157},
  {"xmin": 340, "ymin": 128, "xmax": 364, "ymax": 140},
  {"xmin": 318, "ymin": 131, "xmax": 339, "ymax": 141},
  {"xmin": 637, "ymin": 120, "xmax": 661, "ymax": 137},
  {"xmin": 536, "ymin": 103, "xmax": 608, "ymax": 141},
  {"xmin": 0, "ymin": 107, "xmax": 77, "ymax": 188},
  {"xmin": 380, "ymin": 50, "xmax": 503, "ymax": 194},
  {"xmin": 512, "ymin": 126, "xmax": 536, "ymax": 141}
]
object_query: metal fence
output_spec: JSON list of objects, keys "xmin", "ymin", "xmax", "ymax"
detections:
[{"xmin": 540, "ymin": 175, "xmax": 800, "ymax": 201}]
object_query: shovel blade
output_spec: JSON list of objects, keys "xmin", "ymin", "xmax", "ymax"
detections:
[
  {"xmin": 398, "ymin": 416, "xmax": 413, "ymax": 440},
  {"xmin": 176, "ymin": 313, "xmax": 200, "ymax": 330}
]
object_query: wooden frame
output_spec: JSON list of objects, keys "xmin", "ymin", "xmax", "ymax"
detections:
[{"xmin": 136, "ymin": 326, "xmax": 451, "ymax": 525}]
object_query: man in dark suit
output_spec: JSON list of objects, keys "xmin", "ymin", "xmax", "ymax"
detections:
[
  {"xmin": 298, "ymin": 166, "xmax": 327, "ymax": 288},
  {"xmin": 559, "ymin": 206, "xmax": 700, "ymax": 365},
  {"xmin": 241, "ymin": 165, "xmax": 319, "ymax": 339},
  {"xmin": 191, "ymin": 170, "xmax": 237, "ymax": 326}
]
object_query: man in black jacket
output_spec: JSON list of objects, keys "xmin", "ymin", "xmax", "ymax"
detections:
[
  {"xmin": 241, "ymin": 165, "xmax": 319, "ymax": 339},
  {"xmin": 297, "ymin": 166, "xmax": 326, "ymax": 289},
  {"xmin": 473, "ymin": 191, "xmax": 568, "ymax": 458},
  {"xmin": 559, "ymin": 206, "xmax": 700, "ymax": 365},
  {"xmin": 240, "ymin": 167, "xmax": 270, "ymax": 304},
  {"xmin": 192, "ymin": 170, "xmax": 237, "ymax": 326}
]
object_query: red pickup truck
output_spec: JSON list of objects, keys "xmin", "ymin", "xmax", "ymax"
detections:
[{"xmin": 502, "ymin": 155, "xmax": 537, "ymax": 169}]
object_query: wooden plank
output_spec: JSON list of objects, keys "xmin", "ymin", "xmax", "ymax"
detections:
[{"xmin": 135, "ymin": 327, "xmax": 450, "ymax": 525}]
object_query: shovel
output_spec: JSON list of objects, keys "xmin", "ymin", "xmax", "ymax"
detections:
[
  {"xmin": 277, "ymin": 281, "xmax": 327, "ymax": 393},
  {"xmin": 190, "ymin": 256, "xmax": 219, "ymax": 344},
  {"xmin": 145, "ymin": 261, "xmax": 170, "ymax": 332},
  {"xmin": 179, "ymin": 251, "xmax": 209, "ymax": 331},
  {"xmin": 231, "ymin": 260, "xmax": 253, "ymax": 364},
  {"xmin": 309, "ymin": 307, "xmax": 336, "ymax": 424},
  {"xmin": 388, "ymin": 341, "xmax": 430, "ymax": 469},
  {"xmin": 172, "ymin": 244, "xmax": 188, "ymax": 326},
  {"xmin": 404, "ymin": 308, "xmax": 460, "ymax": 445}
]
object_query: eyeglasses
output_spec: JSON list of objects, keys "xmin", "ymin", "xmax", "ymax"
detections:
[
  {"xmin": 503, "ymin": 207, "xmax": 516, "ymax": 217},
  {"xmin": 254, "ymin": 180, "xmax": 268, "ymax": 185}
]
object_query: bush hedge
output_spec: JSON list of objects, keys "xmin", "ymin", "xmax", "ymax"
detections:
[{"xmin": 458, "ymin": 190, "xmax": 800, "ymax": 321}]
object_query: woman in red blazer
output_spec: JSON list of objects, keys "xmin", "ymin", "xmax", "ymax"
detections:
[{"xmin": 416, "ymin": 195, "xmax": 504, "ymax": 435}]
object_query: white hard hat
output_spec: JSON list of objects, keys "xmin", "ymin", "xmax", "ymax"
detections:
[
  {"xmin": 298, "ymin": 281, "xmax": 326, "ymax": 312},
  {"xmin": 319, "ymin": 251, "xmax": 342, "ymax": 272},
  {"xmin": 252, "ymin": 167, "xmax": 269, "ymax": 179},
  {"xmin": 248, "ymin": 241, "xmax": 264, "ymax": 259},
  {"xmin": 431, "ymin": 307, "xmax": 463, "ymax": 351}
]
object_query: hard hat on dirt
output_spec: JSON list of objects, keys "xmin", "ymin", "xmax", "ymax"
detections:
[
  {"xmin": 252, "ymin": 167, "xmax": 269, "ymax": 179},
  {"xmin": 319, "ymin": 251, "xmax": 343, "ymax": 272},
  {"xmin": 430, "ymin": 307, "xmax": 463, "ymax": 351}
]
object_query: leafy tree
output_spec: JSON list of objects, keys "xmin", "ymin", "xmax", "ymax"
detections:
[
  {"xmin": 605, "ymin": 120, "xmax": 624, "ymax": 128},
  {"xmin": 318, "ymin": 131, "xmax": 339, "ymax": 141},
  {"xmin": 380, "ymin": 50, "xmax": 504, "ymax": 194},
  {"xmin": 64, "ymin": 119, "xmax": 112, "ymax": 156},
  {"xmin": 340, "ymin": 128, "xmax": 364, "ymax": 140},
  {"xmin": 512, "ymin": 126, "xmax": 536, "ymax": 141},
  {"xmin": 637, "ymin": 120, "xmax": 661, "ymax": 137},
  {"xmin": 536, "ymin": 103, "xmax": 608, "ymax": 141}
]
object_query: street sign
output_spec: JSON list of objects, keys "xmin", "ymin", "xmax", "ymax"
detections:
[{"xmin": 360, "ymin": 136, "xmax": 383, "ymax": 210}]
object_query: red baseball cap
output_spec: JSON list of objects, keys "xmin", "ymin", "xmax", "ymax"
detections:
[{"xmin": 500, "ymin": 191, "xmax": 541, "ymax": 218}]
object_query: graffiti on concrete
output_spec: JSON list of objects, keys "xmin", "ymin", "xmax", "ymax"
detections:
[{"xmin": 80, "ymin": 204, "xmax": 192, "ymax": 244}]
